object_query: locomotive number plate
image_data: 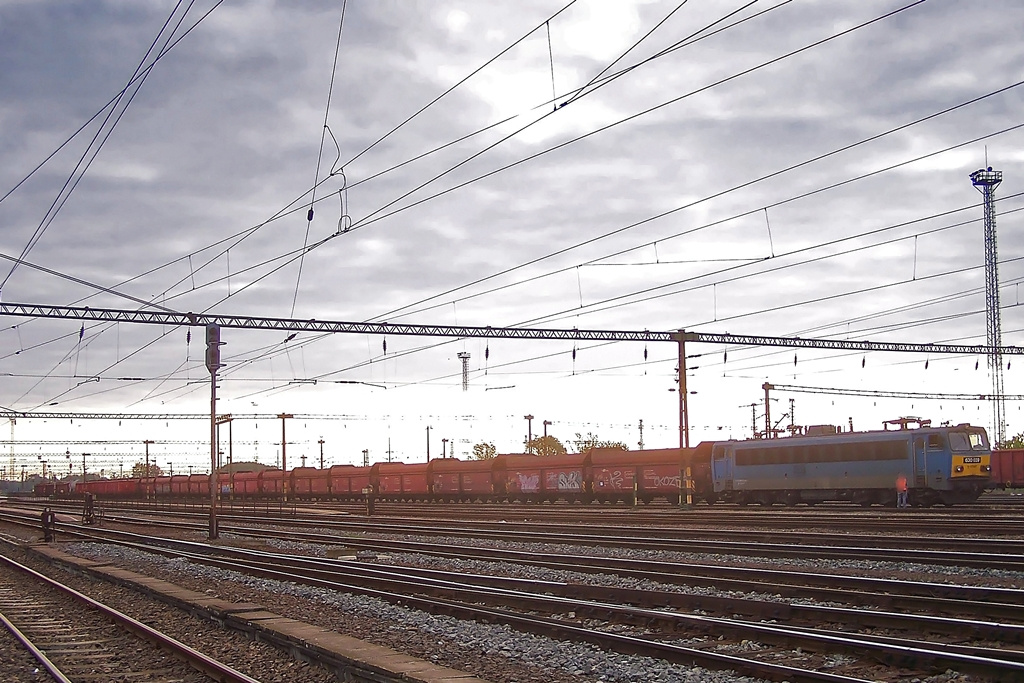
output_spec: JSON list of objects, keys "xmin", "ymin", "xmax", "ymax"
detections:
[{"xmin": 963, "ymin": 456, "xmax": 982, "ymax": 463}]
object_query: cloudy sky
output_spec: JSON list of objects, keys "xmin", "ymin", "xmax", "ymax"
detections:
[{"xmin": 2, "ymin": 0, "xmax": 1023, "ymax": 477}]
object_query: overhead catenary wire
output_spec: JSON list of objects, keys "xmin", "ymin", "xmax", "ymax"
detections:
[
  {"xmin": 6, "ymin": 0, "xmax": 891, "ymax": 376},
  {"xmin": 369, "ymin": 84, "xmax": 1024, "ymax": 324},
  {"xmin": 22, "ymin": 173, "xmax": 1019, "ymax": 408},
  {"xmin": 292, "ymin": 0, "xmax": 348, "ymax": 319},
  {"xmin": 55, "ymin": 0, "xmax": 790, "ymax": 329},
  {"xmin": 0, "ymin": 1, "xmax": 219, "ymax": 293},
  {"xmin": 559, "ymin": 0, "xmax": 697, "ymax": 109},
  {"xmin": 6, "ymin": 1, "xmax": 1015, "ymax": 421},
  {"xmin": 0, "ymin": 1, "xmax": 224, "ymax": 211},
  {"xmin": 524, "ymin": 199, "xmax": 1024, "ymax": 329},
  {"xmin": 341, "ymin": 0, "xmax": 580, "ymax": 169},
  {"xmin": 343, "ymin": 1, "xmax": 929, "ymax": 240},
  {"xmin": 338, "ymin": 0, "xmax": 793, "ymax": 196}
]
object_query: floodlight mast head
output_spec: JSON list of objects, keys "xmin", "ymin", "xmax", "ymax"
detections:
[{"xmin": 971, "ymin": 166, "xmax": 1002, "ymax": 190}]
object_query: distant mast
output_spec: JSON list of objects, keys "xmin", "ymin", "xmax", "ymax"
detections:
[{"xmin": 970, "ymin": 166, "xmax": 1004, "ymax": 445}]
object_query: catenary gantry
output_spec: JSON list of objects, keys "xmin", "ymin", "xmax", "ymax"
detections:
[
  {"xmin": 3, "ymin": 301, "xmax": 1022, "ymax": 449},
  {"xmin": 1, "ymin": 302, "xmax": 1020, "ymax": 355}
]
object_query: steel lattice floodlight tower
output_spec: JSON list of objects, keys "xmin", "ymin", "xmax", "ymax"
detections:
[
  {"xmin": 971, "ymin": 166, "xmax": 1004, "ymax": 444},
  {"xmin": 457, "ymin": 352, "xmax": 470, "ymax": 392}
]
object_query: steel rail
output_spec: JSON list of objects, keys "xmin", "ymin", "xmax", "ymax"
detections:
[
  {"xmin": 96, "ymin": 529, "xmax": 1024, "ymax": 645},
  {"xmin": 0, "ymin": 609, "xmax": 73, "ymax": 683},
  {"xmin": 16, "ymin": 509, "xmax": 1022, "ymax": 616},
  {"xmin": 12, "ymin": 510, "xmax": 1024, "ymax": 679},
  {"xmin": 299, "ymin": 501, "xmax": 1024, "ymax": 534},
  {"xmin": 7, "ymin": 507, "xmax": 1024, "ymax": 602},
  {"xmin": 28, "ymin": 499, "xmax": 1024, "ymax": 545},
  {"xmin": 178, "ymin": 509, "xmax": 1024, "ymax": 570},
  {"xmin": 34, "ymin": 532, "xmax": 877, "ymax": 682},
  {"xmin": 49, "ymin": 527, "xmax": 1024, "ymax": 681},
  {"xmin": 0, "ymin": 546, "xmax": 262, "ymax": 683},
  {"xmin": 47, "ymin": 502, "xmax": 1024, "ymax": 568}
]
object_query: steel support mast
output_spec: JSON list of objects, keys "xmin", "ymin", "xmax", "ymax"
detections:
[{"xmin": 971, "ymin": 166, "xmax": 1004, "ymax": 444}]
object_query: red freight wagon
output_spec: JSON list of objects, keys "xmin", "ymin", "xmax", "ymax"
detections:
[
  {"xmin": 589, "ymin": 448, "xmax": 637, "ymax": 502},
  {"xmin": 375, "ymin": 462, "xmax": 429, "ymax": 500},
  {"xmin": 261, "ymin": 469, "xmax": 285, "ymax": 497},
  {"xmin": 215, "ymin": 472, "xmax": 232, "ymax": 497},
  {"xmin": 328, "ymin": 465, "xmax": 372, "ymax": 498},
  {"xmin": 187, "ymin": 474, "xmax": 209, "ymax": 496},
  {"xmin": 291, "ymin": 467, "xmax": 330, "ymax": 498},
  {"xmin": 170, "ymin": 475, "xmax": 190, "ymax": 496},
  {"xmin": 232, "ymin": 470, "xmax": 261, "ymax": 497},
  {"xmin": 111, "ymin": 478, "xmax": 139, "ymax": 498},
  {"xmin": 992, "ymin": 449, "xmax": 1024, "ymax": 488},
  {"xmin": 429, "ymin": 458, "xmax": 498, "ymax": 500},
  {"xmin": 502, "ymin": 453, "xmax": 587, "ymax": 502},
  {"xmin": 635, "ymin": 448, "xmax": 686, "ymax": 503},
  {"xmin": 153, "ymin": 476, "xmax": 172, "ymax": 497}
]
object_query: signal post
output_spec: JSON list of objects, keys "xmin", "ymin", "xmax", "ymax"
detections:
[{"xmin": 206, "ymin": 324, "xmax": 225, "ymax": 539}]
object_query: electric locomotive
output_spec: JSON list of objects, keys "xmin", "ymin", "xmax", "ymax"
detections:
[{"xmin": 706, "ymin": 420, "xmax": 990, "ymax": 507}]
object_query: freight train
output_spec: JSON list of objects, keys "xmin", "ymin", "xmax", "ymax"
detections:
[
  {"xmin": 991, "ymin": 448, "xmax": 1024, "ymax": 490},
  {"xmin": 74, "ymin": 420, "xmax": 994, "ymax": 507}
]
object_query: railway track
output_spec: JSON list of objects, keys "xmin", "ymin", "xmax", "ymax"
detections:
[
  {"xmin": 8, "ymin": 500, "xmax": 1024, "ymax": 680},
  {"xmin": 58, "ymin": 526, "xmax": 1024, "ymax": 681},
  {"xmin": 0, "ymin": 551, "xmax": 260, "ymax": 683},
  {"xmin": 24, "ymin": 495, "xmax": 1024, "ymax": 540},
  {"xmin": 56, "ymin": 504, "xmax": 1024, "ymax": 570},
  {"xmin": 8, "ymin": 508, "xmax": 1024, "ymax": 682}
]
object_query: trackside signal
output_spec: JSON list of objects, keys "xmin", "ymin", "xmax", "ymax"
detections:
[{"xmin": 205, "ymin": 324, "xmax": 224, "ymax": 373}]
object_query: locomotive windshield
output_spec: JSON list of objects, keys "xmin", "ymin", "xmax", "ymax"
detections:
[{"xmin": 948, "ymin": 430, "xmax": 989, "ymax": 452}]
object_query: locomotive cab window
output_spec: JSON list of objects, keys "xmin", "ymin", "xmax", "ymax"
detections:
[
  {"xmin": 949, "ymin": 432, "xmax": 970, "ymax": 452},
  {"xmin": 969, "ymin": 431, "xmax": 988, "ymax": 450}
]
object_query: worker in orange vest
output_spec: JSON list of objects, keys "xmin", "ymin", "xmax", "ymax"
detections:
[{"xmin": 896, "ymin": 473, "xmax": 908, "ymax": 508}]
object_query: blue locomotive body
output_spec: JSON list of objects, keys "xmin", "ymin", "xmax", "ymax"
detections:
[{"xmin": 710, "ymin": 423, "xmax": 990, "ymax": 506}]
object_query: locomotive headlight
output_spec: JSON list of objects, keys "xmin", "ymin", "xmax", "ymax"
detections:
[
  {"xmin": 955, "ymin": 465, "xmax": 964, "ymax": 473},
  {"xmin": 984, "ymin": 465, "xmax": 991, "ymax": 472}
]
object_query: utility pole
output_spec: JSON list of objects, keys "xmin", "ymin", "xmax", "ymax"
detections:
[
  {"xmin": 8, "ymin": 418, "xmax": 14, "ymax": 488},
  {"xmin": 674, "ymin": 330, "xmax": 693, "ymax": 449},
  {"xmin": 457, "ymin": 351, "xmax": 471, "ymax": 391},
  {"xmin": 763, "ymin": 382, "xmax": 772, "ymax": 439},
  {"xmin": 442, "ymin": 438, "xmax": 448, "ymax": 458},
  {"xmin": 426, "ymin": 425, "xmax": 431, "ymax": 462},
  {"xmin": 739, "ymin": 403, "xmax": 758, "ymax": 438},
  {"xmin": 82, "ymin": 453, "xmax": 87, "ymax": 481},
  {"xmin": 543, "ymin": 419, "xmax": 551, "ymax": 438},
  {"xmin": 362, "ymin": 448, "xmax": 369, "ymax": 467},
  {"xmin": 524, "ymin": 414, "xmax": 534, "ymax": 453},
  {"xmin": 638, "ymin": 419, "xmax": 644, "ymax": 450},
  {"xmin": 318, "ymin": 438, "xmax": 325, "ymax": 469},
  {"xmin": 144, "ymin": 440, "xmax": 153, "ymax": 499},
  {"xmin": 277, "ymin": 413, "xmax": 293, "ymax": 500},
  {"xmin": 971, "ymin": 165, "xmax": 1005, "ymax": 444}
]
